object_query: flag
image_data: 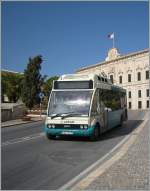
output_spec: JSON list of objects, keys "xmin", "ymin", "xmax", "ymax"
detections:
[{"xmin": 108, "ymin": 33, "xmax": 114, "ymax": 39}]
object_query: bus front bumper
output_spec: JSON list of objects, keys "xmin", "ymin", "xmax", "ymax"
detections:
[{"xmin": 44, "ymin": 126, "xmax": 95, "ymax": 137}]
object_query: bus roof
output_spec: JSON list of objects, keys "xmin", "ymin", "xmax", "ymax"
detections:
[
  {"xmin": 58, "ymin": 73, "xmax": 111, "ymax": 82},
  {"xmin": 59, "ymin": 73, "xmax": 97, "ymax": 81},
  {"xmin": 57, "ymin": 74, "xmax": 126, "ymax": 93}
]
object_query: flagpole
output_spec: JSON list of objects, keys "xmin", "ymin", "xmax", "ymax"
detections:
[{"xmin": 113, "ymin": 32, "xmax": 115, "ymax": 48}]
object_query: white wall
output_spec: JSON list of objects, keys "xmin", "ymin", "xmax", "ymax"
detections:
[{"xmin": 76, "ymin": 50, "xmax": 149, "ymax": 110}]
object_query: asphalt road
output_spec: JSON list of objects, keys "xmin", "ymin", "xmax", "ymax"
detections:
[{"xmin": 1, "ymin": 111, "xmax": 145, "ymax": 190}]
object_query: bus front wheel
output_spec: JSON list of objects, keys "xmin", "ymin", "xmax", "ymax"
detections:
[
  {"xmin": 46, "ymin": 133, "xmax": 56, "ymax": 140},
  {"xmin": 90, "ymin": 125, "xmax": 100, "ymax": 141}
]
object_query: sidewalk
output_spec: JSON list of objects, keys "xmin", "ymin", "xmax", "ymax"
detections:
[
  {"xmin": 73, "ymin": 120, "xmax": 149, "ymax": 190},
  {"xmin": 1, "ymin": 114, "xmax": 46, "ymax": 128}
]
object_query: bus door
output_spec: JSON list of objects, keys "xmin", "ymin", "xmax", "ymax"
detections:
[{"xmin": 99, "ymin": 90, "xmax": 108, "ymax": 132}]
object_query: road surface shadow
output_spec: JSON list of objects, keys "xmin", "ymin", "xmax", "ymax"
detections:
[
  {"xmin": 49, "ymin": 120, "xmax": 143, "ymax": 142},
  {"xmin": 100, "ymin": 120, "xmax": 143, "ymax": 141}
]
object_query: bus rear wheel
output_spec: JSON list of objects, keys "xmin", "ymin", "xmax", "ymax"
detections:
[
  {"xmin": 90, "ymin": 125, "xmax": 100, "ymax": 141},
  {"xmin": 119, "ymin": 115, "xmax": 123, "ymax": 127},
  {"xmin": 46, "ymin": 133, "xmax": 56, "ymax": 140}
]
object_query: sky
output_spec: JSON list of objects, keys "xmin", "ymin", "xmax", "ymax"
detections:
[{"xmin": 2, "ymin": 1, "xmax": 149, "ymax": 77}]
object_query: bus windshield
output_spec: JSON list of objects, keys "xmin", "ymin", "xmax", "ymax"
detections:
[{"xmin": 48, "ymin": 90, "xmax": 93, "ymax": 117}]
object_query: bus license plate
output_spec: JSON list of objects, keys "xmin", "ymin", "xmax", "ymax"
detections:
[{"xmin": 61, "ymin": 131, "xmax": 73, "ymax": 135}]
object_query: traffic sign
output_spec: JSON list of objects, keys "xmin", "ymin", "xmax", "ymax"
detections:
[{"xmin": 39, "ymin": 92, "xmax": 44, "ymax": 99}]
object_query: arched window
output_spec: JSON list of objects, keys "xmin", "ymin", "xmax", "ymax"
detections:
[
  {"xmin": 128, "ymin": 91, "xmax": 131, "ymax": 98},
  {"xmin": 128, "ymin": 74, "xmax": 131, "ymax": 82},
  {"xmin": 146, "ymin": 89, "xmax": 149, "ymax": 97},
  {"xmin": 137, "ymin": 72, "xmax": 141, "ymax": 81},
  {"xmin": 110, "ymin": 75, "xmax": 113, "ymax": 83},
  {"xmin": 119, "ymin": 76, "xmax": 122, "ymax": 84},
  {"xmin": 146, "ymin": 70, "xmax": 149, "ymax": 80},
  {"xmin": 138, "ymin": 90, "xmax": 141, "ymax": 98}
]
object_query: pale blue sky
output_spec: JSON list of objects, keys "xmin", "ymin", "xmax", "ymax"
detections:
[{"xmin": 2, "ymin": 1, "xmax": 149, "ymax": 77}]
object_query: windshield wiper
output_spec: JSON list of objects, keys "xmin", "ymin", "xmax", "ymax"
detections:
[
  {"xmin": 50, "ymin": 112, "xmax": 85, "ymax": 119},
  {"xmin": 61, "ymin": 112, "xmax": 82, "ymax": 119},
  {"xmin": 50, "ymin": 113, "xmax": 63, "ymax": 119}
]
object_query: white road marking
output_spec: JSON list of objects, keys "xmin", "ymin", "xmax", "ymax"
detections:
[
  {"xmin": 59, "ymin": 120, "xmax": 148, "ymax": 190},
  {"xmin": 2, "ymin": 132, "xmax": 45, "ymax": 146}
]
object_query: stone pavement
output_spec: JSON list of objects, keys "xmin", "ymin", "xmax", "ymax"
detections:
[
  {"xmin": 1, "ymin": 115, "xmax": 46, "ymax": 128},
  {"xmin": 84, "ymin": 120, "xmax": 149, "ymax": 190}
]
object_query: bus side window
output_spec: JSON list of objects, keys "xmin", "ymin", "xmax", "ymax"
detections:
[
  {"xmin": 122, "ymin": 92, "xmax": 126, "ymax": 108},
  {"xmin": 110, "ymin": 90, "xmax": 121, "ymax": 110},
  {"xmin": 100, "ymin": 89, "xmax": 112, "ymax": 111},
  {"xmin": 91, "ymin": 90, "xmax": 98, "ymax": 115},
  {"xmin": 100, "ymin": 89, "xmax": 122, "ymax": 111},
  {"xmin": 99, "ymin": 89, "xmax": 105, "ymax": 110}
]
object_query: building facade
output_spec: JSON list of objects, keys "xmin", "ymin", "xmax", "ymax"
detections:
[{"xmin": 76, "ymin": 48, "xmax": 149, "ymax": 110}]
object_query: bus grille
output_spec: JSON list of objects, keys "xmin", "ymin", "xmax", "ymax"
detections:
[{"xmin": 55, "ymin": 124, "xmax": 81, "ymax": 129}]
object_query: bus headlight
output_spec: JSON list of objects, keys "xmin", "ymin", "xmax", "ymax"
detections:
[
  {"xmin": 80, "ymin": 125, "xmax": 84, "ymax": 129},
  {"xmin": 47, "ymin": 124, "xmax": 52, "ymax": 128},
  {"xmin": 52, "ymin": 124, "xmax": 55, "ymax": 128},
  {"xmin": 80, "ymin": 125, "xmax": 88, "ymax": 129},
  {"xmin": 84, "ymin": 125, "xmax": 88, "ymax": 129}
]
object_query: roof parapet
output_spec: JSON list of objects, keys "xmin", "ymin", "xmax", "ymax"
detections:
[{"xmin": 76, "ymin": 48, "xmax": 149, "ymax": 73}]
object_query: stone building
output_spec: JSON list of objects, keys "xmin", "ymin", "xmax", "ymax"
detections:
[{"xmin": 76, "ymin": 48, "xmax": 149, "ymax": 110}]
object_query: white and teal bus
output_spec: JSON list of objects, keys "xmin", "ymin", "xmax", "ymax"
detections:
[{"xmin": 45, "ymin": 74, "xmax": 127, "ymax": 141}]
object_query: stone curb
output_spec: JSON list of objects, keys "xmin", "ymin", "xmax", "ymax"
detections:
[
  {"xmin": 60, "ymin": 119, "xmax": 148, "ymax": 190},
  {"xmin": 1, "ymin": 118, "xmax": 44, "ymax": 128}
]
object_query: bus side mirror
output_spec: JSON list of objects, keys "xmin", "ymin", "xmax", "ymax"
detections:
[
  {"xmin": 97, "ymin": 105, "xmax": 100, "ymax": 113},
  {"xmin": 107, "ymin": 108, "xmax": 112, "ymax": 112},
  {"xmin": 105, "ymin": 107, "xmax": 112, "ymax": 112},
  {"xmin": 104, "ymin": 107, "xmax": 108, "ymax": 112}
]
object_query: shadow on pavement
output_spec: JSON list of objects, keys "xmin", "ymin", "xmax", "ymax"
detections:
[{"xmin": 100, "ymin": 120, "xmax": 143, "ymax": 141}]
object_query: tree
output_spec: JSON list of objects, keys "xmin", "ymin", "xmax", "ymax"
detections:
[
  {"xmin": 1, "ymin": 71, "xmax": 24, "ymax": 103},
  {"xmin": 22, "ymin": 55, "xmax": 44, "ymax": 110},
  {"xmin": 43, "ymin": 76, "xmax": 59, "ymax": 97},
  {"xmin": 42, "ymin": 76, "xmax": 59, "ymax": 108}
]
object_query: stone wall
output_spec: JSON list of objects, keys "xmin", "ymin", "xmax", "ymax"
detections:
[{"xmin": 1, "ymin": 103, "xmax": 27, "ymax": 122}]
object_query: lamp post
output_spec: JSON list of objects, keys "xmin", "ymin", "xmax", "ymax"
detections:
[{"xmin": 39, "ymin": 92, "xmax": 44, "ymax": 118}]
